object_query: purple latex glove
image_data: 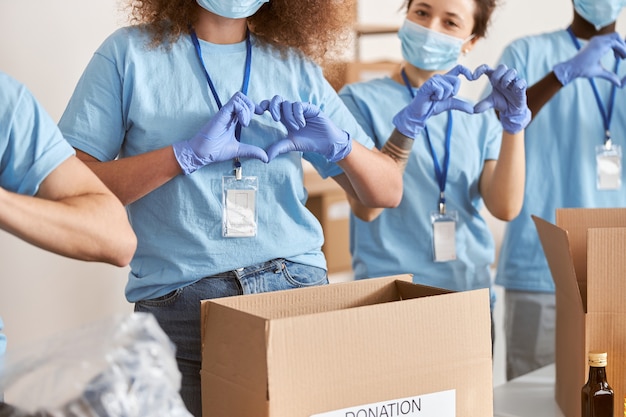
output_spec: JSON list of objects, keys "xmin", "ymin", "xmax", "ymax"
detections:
[
  {"xmin": 173, "ymin": 92, "xmax": 268, "ymax": 175},
  {"xmin": 474, "ymin": 64, "xmax": 531, "ymax": 134},
  {"xmin": 392, "ymin": 64, "xmax": 475, "ymax": 139},
  {"xmin": 553, "ymin": 32, "xmax": 626, "ymax": 86},
  {"xmin": 256, "ymin": 95, "xmax": 352, "ymax": 162}
]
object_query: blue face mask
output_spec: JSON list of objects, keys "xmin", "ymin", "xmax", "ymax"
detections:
[
  {"xmin": 398, "ymin": 19, "xmax": 472, "ymax": 71},
  {"xmin": 573, "ymin": 0, "xmax": 626, "ymax": 31},
  {"xmin": 196, "ymin": 0, "xmax": 269, "ymax": 19}
]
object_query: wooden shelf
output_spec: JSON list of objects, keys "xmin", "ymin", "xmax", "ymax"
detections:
[
  {"xmin": 354, "ymin": 23, "xmax": 399, "ymax": 36},
  {"xmin": 353, "ymin": 23, "xmax": 400, "ymax": 60}
]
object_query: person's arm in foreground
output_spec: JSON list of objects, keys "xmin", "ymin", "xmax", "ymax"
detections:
[
  {"xmin": 474, "ymin": 64, "xmax": 531, "ymax": 221},
  {"xmin": 0, "ymin": 155, "xmax": 136, "ymax": 266},
  {"xmin": 75, "ymin": 92, "xmax": 402, "ymax": 210},
  {"xmin": 74, "ymin": 92, "xmax": 270, "ymax": 206},
  {"xmin": 332, "ymin": 142, "xmax": 402, "ymax": 209}
]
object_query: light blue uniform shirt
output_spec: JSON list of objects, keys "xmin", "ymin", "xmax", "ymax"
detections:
[
  {"xmin": 340, "ymin": 77, "xmax": 501, "ymax": 297},
  {"xmin": 59, "ymin": 26, "xmax": 373, "ymax": 302},
  {"xmin": 495, "ymin": 30, "xmax": 626, "ymax": 293},
  {"xmin": 1, "ymin": 71, "xmax": 75, "ymax": 355}
]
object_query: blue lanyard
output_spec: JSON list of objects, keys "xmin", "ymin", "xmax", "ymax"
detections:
[
  {"xmin": 566, "ymin": 26, "xmax": 619, "ymax": 146},
  {"xmin": 401, "ymin": 69, "xmax": 453, "ymax": 213},
  {"xmin": 190, "ymin": 27, "xmax": 252, "ymax": 173}
]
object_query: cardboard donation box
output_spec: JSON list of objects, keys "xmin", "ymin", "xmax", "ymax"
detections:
[
  {"xmin": 533, "ymin": 208, "xmax": 626, "ymax": 417},
  {"xmin": 200, "ymin": 275, "xmax": 493, "ymax": 417}
]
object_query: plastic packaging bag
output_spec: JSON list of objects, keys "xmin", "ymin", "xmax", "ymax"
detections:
[{"xmin": 0, "ymin": 313, "xmax": 192, "ymax": 417}]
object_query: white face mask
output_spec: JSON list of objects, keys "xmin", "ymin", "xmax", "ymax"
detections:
[
  {"xmin": 398, "ymin": 19, "xmax": 473, "ymax": 71},
  {"xmin": 196, "ymin": 0, "xmax": 269, "ymax": 19},
  {"xmin": 573, "ymin": 0, "xmax": 626, "ymax": 30}
]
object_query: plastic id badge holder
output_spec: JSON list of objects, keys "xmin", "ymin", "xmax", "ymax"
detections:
[
  {"xmin": 596, "ymin": 143, "xmax": 622, "ymax": 190},
  {"xmin": 222, "ymin": 176, "xmax": 258, "ymax": 237},
  {"xmin": 431, "ymin": 210, "xmax": 458, "ymax": 262}
]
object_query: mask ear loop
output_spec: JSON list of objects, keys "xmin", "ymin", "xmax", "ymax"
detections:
[{"xmin": 461, "ymin": 34, "xmax": 476, "ymax": 56}]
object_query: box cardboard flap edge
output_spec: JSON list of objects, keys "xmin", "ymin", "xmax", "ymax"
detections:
[
  {"xmin": 531, "ymin": 215, "xmax": 583, "ymax": 310},
  {"xmin": 200, "ymin": 275, "xmax": 421, "ymax": 394},
  {"xmin": 202, "ymin": 274, "xmax": 419, "ymax": 321}
]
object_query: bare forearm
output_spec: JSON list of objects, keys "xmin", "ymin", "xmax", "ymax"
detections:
[
  {"xmin": 335, "ymin": 140, "xmax": 403, "ymax": 209},
  {"xmin": 0, "ymin": 188, "xmax": 135, "ymax": 266},
  {"xmin": 343, "ymin": 130, "xmax": 412, "ymax": 221},
  {"xmin": 76, "ymin": 146, "xmax": 182, "ymax": 206},
  {"xmin": 0, "ymin": 156, "xmax": 136, "ymax": 265},
  {"xmin": 481, "ymin": 131, "xmax": 526, "ymax": 221},
  {"xmin": 526, "ymin": 72, "xmax": 562, "ymax": 120}
]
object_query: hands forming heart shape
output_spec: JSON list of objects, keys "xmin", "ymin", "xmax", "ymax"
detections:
[
  {"xmin": 255, "ymin": 95, "xmax": 352, "ymax": 163},
  {"xmin": 172, "ymin": 91, "xmax": 352, "ymax": 174},
  {"xmin": 392, "ymin": 63, "xmax": 531, "ymax": 138},
  {"xmin": 173, "ymin": 63, "xmax": 533, "ymax": 175}
]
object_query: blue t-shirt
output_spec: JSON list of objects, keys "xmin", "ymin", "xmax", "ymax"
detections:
[
  {"xmin": 0, "ymin": 72, "xmax": 75, "ymax": 195},
  {"xmin": 495, "ymin": 30, "xmax": 626, "ymax": 293},
  {"xmin": 58, "ymin": 26, "xmax": 374, "ymax": 302},
  {"xmin": 0, "ymin": 71, "xmax": 75, "ymax": 355},
  {"xmin": 340, "ymin": 77, "xmax": 501, "ymax": 297}
]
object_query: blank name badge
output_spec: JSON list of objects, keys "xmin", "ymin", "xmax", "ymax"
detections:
[
  {"xmin": 596, "ymin": 144, "xmax": 622, "ymax": 190},
  {"xmin": 431, "ymin": 211, "xmax": 458, "ymax": 262},
  {"xmin": 222, "ymin": 176, "xmax": 258, "ymax": 238}
]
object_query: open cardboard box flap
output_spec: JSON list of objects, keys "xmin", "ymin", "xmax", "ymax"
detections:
[{"xmin": 533, "ymin": 208, "xmax": 626, "ymax": 417}]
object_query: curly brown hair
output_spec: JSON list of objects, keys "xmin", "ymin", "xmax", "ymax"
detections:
[{"xmin": 125, "ymin": 0, "xmax": 355, "ymax": 65}]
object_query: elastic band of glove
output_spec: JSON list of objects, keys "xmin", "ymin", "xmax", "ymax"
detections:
[
  {"xmin": 392, "ymin": 109, "xmax": 426, "ymax": 139},
  {"xmin": 553, "ymin": 62, "xmax": 573, "ymax": 86},
  {"xmin": 173, "ymin": 142, "xmax": 207, "ymax": 175},
  {"xmin": 501, "ymin": 107, "xmax": 532, "ymax": 134},
  {"xmin": 328, "ymin": 131, "xmax": 353, "ymax": 163}
]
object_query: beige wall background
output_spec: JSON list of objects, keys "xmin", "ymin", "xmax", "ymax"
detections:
[{"xmin": 1, "ymin": 0, "xmax": 625, "ymax": 356}]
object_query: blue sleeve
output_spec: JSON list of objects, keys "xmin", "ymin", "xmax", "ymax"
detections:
[
  {"xmin": 0, "ymin": 74, "xmax": 75, "ymax": 195},
  {"xmin": 338, "ymin": 85, "xmax": 379, "ymax": 147},
  {"xmin": 58, "ymin": 36, "xmax": 126, "ymax": 162}
]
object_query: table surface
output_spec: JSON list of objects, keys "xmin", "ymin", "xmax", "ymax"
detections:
[{"xmin": 493, "ymin": 364, "xmax": 565, "ymax": 417}]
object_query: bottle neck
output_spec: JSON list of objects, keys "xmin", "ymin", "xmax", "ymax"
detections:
[{"xmin": 588, "ymin": 366, "xmax": 608, "ymax": 383}]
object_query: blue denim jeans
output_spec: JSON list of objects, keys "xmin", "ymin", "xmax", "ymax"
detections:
[{"xmin": 134, "ymin": 258, "xmax": 328, "ymax": 417}]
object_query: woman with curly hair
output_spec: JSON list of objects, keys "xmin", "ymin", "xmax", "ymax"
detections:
[{"xmin": 57, "ymin": 0, "xmax": 402, "ymax": 415}]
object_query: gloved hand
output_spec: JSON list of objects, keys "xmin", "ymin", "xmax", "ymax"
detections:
[
  {"xmin": 392, "ymin": 64, "xmax": 475, "ymax": 139},
  {"xmin": 553, "ymin": 32, "xmax": 626, "ymax": 86},
  {"xmin": 474, "ymin": 64, "xmax": 531, "ymax": 134},
  {"xmin": 173, "ymin": 91, "xmax": 268, "ymax": 175},
  {"xmin": 256, "ymin": 95, "xmax": 352, "ymax": 162}
]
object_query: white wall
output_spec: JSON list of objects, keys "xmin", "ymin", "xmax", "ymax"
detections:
[
  {"xmin": 1, "ymin": 0, "xmax": 626, "ymax": 355},
  {"xmin": 0, "ymin": 0, "xmax": 131, "ymax": 350}
]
